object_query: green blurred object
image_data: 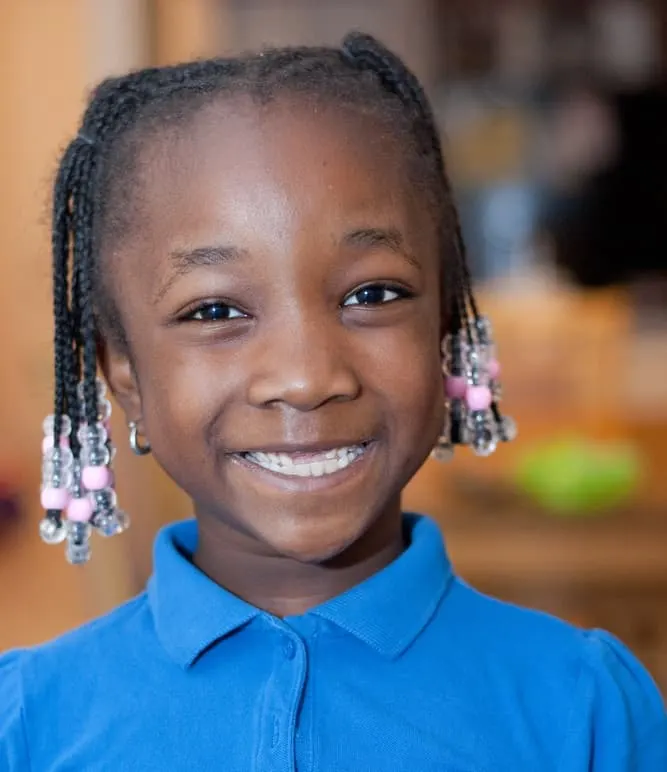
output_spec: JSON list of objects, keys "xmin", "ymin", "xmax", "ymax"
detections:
[{"xmin": 514, "ymin": 437, "xmax": 641, "ymax": 516}]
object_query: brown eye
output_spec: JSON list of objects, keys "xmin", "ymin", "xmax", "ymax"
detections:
[
  {"xmin": 342, "ymin": 284, "xmax": 409, "ymax": 307},
  {"xmin": 187, "ymin": 303, "xmax": 246, "ymax": 322}
]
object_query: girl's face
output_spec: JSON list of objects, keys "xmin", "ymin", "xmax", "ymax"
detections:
[{"xmin": 103, "ymin": 96, "xmax": 444, "ymax": 562}]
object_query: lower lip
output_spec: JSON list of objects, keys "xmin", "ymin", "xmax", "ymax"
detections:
[{"xmin": 229, "ymin": 443, "xmax": 376, "ymax": 493}]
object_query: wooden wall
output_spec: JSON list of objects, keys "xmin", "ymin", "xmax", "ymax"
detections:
[{"xmin": 0, "ymin": 0, "xmax": 173, "ymax": 651}]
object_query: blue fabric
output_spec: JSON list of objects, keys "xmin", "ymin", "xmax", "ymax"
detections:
[{"xmin": 1, "ymin": 514, "xmax": 665, "ymax": 771}]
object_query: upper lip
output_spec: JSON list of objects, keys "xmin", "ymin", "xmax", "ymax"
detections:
[{"xmin": 232, "ymin": 439, "xmax": 373, "ymax": 455}]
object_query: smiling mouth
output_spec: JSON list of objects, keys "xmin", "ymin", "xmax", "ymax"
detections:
[{"xmin": 236, "ymin": 442, "xmax": 371, "ymax": 478}]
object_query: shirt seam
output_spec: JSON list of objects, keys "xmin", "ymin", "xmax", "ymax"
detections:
[{"xmin": 555, "ymin": 653, "xmax": 588, "ymax": 772}]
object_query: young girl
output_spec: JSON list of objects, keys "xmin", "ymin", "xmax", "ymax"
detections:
[{"xmin": 1, "ymin": 33, "xmax": 665, "ymax": 771}]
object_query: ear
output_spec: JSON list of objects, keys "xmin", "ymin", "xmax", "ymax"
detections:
[{"xmin": 97, "ymin": 335, "xmax": 143, "ymax": 428}]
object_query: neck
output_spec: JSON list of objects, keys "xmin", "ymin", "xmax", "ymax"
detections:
[{"xmin": 192, "ymin": 509, "xmax": 405, "ymax": 618}]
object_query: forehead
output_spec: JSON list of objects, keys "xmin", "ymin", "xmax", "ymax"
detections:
[
  {"xmin": 101, "ymin": 97, "xmax": 440, "ymax": 316},
  {"xmin": 108, "ymin": 94, "xmax": 437, "ymax": 286}
]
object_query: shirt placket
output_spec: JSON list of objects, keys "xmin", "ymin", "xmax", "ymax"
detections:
[{"xmin": 255, "ymin": 625, "xmax": 308, "ymax": 772}]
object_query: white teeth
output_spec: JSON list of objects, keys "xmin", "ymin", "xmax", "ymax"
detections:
[
  {"xmin": 243, "ymin": 445, "xmax": 366, "ymax": 477},
  {"xmin": 323, "ymin": 458, "xmax": 340, "ymax": 475}
]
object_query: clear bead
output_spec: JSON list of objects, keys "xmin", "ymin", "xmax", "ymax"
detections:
[
  {"xmin": 471, "ymin": 426, "xmax": 498, "ymax": 457},
  {"xmin": 97, "ymin": 399, "xmax": 112, "ymax": 421},
  {"xmin": 69, "ymin": 461, "xmax": 83, "ymax": 499},
  {"xmin": 96, "ymin": 508, "xmax": 130, "ymax": 538},
  {"xmin": 474, "ymin": 315, "xmax": 493, "ymax": 342},
  {"xmin": 39, "ymin": 517, "xmax": 67, "ymax": 544},
  {"xmin": 65, "ymin": 521, "xmax": 92, "ymax": 564},
  {"xmin": 78, "ymin": 446, "xmax": 89, "ymax": 466},
  {"xmin": 44, "ymin": 446, "xmax": 74, "ymax": 470},
  {"xmin": 41, "ymin": 467, "xmax": 73, "ymax": 491},
  {"xmin": 81, "ymin": 444, "xmax": 111, "ymax": 467},
  {"xmin": 42, "ymin": 414, "xmax": 72, "ymax": 437},
  {"xmin": 92, "ymin": 488, "xmax": 117, "ymax": 512},
  {"xmin": 42, "ymin": 447, "xmax": 74, "ymax": 489},
  {"xmin": 499, "ymin": 415, "xmax": 518, "ymax": 442},
  {"xmin": 77, "ymin": 423, "xmax": 108, "ymax": 447},
  {"xmin": 479, "ymin": 343, "xmax": 497, "ymax": 370},
  {"xmin": 431, "ymin": 442, "xmax": 454, "ymax": 463},
  {"xmin": 67, "ymin": 520, "xmax": 91, "ymax": 539},
  {"xmin": 42, "ymin": 457, "xmax": 73, "ymax": 488},
  {"xmin": 467, "ymin": 355, "xmax": 492, "ymax": 387},
  {"xmin": 66, "ymin": 540, "xmax": 91, "ymax": 565},
  {"xmin": 94, "ymin": 513, "xmax": 117, "ymax": 537},
  {"xmin": 491, "ymin": 381, "xmax": 503, "ymax": 400},
  {"xmin": 42, "ymin": 414, "xmax": 54, "ymax": 436}
]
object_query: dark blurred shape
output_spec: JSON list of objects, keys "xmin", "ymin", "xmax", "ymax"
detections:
[
  {"xmin": 546, "ymin": 84, "xmax": 667, "ymax": 287},
  {"xmin": 0, "ymin": 483, "xmax": 21, "ymax": 532}
]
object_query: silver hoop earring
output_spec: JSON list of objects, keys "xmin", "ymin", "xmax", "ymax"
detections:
[{"xmin": 128, "ymin": 422, "xmax": 151, "ymax": 456}]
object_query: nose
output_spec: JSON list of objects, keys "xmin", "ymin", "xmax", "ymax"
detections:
[{"xmin": 246, "ymin": 318, "xmax": 361, "ymax": 412}]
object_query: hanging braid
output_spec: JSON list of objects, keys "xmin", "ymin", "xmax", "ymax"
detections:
[
  {"xmin": 340, "ymin": 33, "xmax": 479, "ymax": 336},
  {"xmin": 48, "ymin": 32, "xmax": 487, "ymax": 523}
]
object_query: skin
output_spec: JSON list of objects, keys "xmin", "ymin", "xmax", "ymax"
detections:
[{"xmin": 100, "ymin": 95, "xmax": 445, "ymax": 617}]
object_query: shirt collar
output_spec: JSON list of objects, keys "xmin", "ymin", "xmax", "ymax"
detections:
[
  {"xmin": 309, "ymin": 514, "xmax": 453, "ymax": 659},
  {"xmin": 148, "ymin": 521, "xmax": 260, "ymax": 668},
  {"xmin": 148, "ymin": 514, "xmax": 452, "ymax": 668}
]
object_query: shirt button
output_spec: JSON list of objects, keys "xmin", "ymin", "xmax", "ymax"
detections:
[{"xmin": 283, "ymin": 639, "xmax": 296, "ymax": 660}]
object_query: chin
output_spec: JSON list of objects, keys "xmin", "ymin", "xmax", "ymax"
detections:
[{"xmin": 257, "ymin": 509, "xmax": 372, "ymax": 564}]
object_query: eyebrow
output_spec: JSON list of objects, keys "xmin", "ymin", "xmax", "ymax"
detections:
[
  {"xmin": 153, "ymin": 244, "xmax": 247, "ymax": 304},
  {"xmin": 342, "ymin": 227, "xmax": 420, "ymax": 270}
]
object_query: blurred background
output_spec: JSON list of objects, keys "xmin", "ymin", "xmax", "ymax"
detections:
[{"xmin": 1, "ymin": 0, "xmax": 665, "ymax": 692}]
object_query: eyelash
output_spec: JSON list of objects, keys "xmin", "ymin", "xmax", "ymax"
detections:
[{"xmin": 181, "ymin": 283, "xmax": 412, "ymax": 324}]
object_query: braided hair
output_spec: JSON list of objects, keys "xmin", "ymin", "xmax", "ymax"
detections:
[{"xmin": 47, "ymin": 32, "xmax": 488, "ymax": 529}]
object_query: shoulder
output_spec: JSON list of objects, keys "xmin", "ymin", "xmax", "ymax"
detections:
[
  {"xmin": 0, "ymin": 593, "xmax": 153, "ymax": 770},
  {"xmin": 442, "ymin": 578, "xmax": 600, "ymax": 670},
  {"xmin": 442, "ymin": 580, "xmax": 667, "ymax": 768},
  {"xmin": 18, "ymin": 591, "xmax": 151, "ymax": 672},
  {"xmin": 19, "ymin": 593, "xmax": 154, "ymax": 693},
  {"xmin": 566, "ymin": 627, "xmax": 667, "ymax": 769}
]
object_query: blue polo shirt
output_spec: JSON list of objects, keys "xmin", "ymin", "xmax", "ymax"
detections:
[{"xmin": 1, "ymin": 515, "xmax": 665, "ymax": 770}]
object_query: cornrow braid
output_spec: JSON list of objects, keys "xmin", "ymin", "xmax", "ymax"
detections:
[
  {"xmin": 42, "ymin": 31, "xmax": 513, "ymax": 554},
  {"xmin": 341, "ymin": 32, "xmax": 478, "ymax": 336},
  {"xmin": 339, "ymin": 34, "xmax": 509, "ymax": 453}
]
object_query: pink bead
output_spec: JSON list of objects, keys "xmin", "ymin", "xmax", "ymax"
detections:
[
  {"xmin": 487, "ymin": 359, "xmax": 501, "ymax": 379},
  {"xmin": 66, "ymin": 497, "xmax": 94, "ymax": 523},
  {"xmin": 82, "ymin": 465, "xmax": 111, "ymax": 491},
  {"xmin": 445, "ymin": 376, "xmax": 468, "ymax": 399},
  {"xmin": 466, "ymin": 385, "xmax": 493, "ymax": 411},
  {"xmin": 41, "ymin": 487, "xmax": 70, "ymax": 510}
]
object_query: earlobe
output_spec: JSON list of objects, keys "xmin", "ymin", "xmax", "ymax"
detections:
[{"xmin": 97, "ymin": 337, "xmax": 143, "ymax": 425}]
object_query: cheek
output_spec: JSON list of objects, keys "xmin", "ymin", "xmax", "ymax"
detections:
[
  {"xmin": 359, "ymin": 321, "xmax": 444, "ymax": 440},
  {"xmin": 134, "ymin": 344, "xmax": 235, "ymax": 451}
]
